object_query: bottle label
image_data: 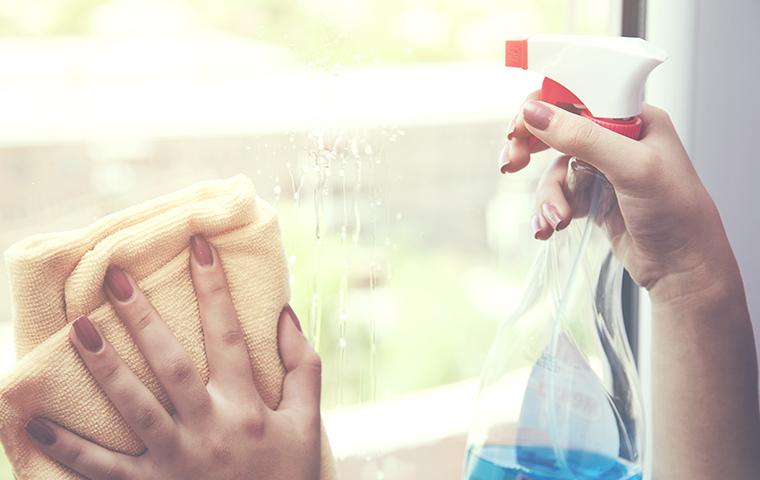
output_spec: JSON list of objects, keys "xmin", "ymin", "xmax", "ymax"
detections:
[{"xmin": 516, "ymin": 332, "xmax": 620, "ymax": 459}]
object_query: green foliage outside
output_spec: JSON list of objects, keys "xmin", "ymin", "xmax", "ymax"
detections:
[{"xmin": 0, "ymin": 0, "xmax": 613, "ymax": 64}]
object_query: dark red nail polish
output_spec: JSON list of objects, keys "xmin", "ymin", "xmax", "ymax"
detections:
[
  {"xmin": 25, "ymin": 418, "xmax": 56, "ymax": 446},
  {"xmin": 283, "ymin": 305, "xmax": 302, "ymax": 333},
  {"xmin": 105, "ymin": 266, "xmax": 133, "ymax": 302},
  {"xmin": 190, "ymin": 235, "xmax": 213, "ymax": 267},
  {"xmin": 499, "ymin": 145, "xmax": 511, "ymax": 174},
  {"xmin": 523, "ymin": 101, "xmax": 554, "ymax": 130},
  {"xmin": 542, "ymin": 203, "xmax": 563, "ymax": 229},
  {"xmin": 530, "ymin": 215, "xmax": 542, "ymax": 239},
  {"xmin": 73, "ymin": 315, "xmax": 103, "ymax": 353}
]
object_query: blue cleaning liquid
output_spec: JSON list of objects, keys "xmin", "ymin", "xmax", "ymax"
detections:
[{"xmin": 465, "ymin": 445, "xmax": 642, "ymax": 480}]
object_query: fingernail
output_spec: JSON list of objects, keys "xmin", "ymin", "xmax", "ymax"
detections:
[
  {"xmin": 499, "ymin": 145, "xmax": 511, "ymax": 174},
  {"xmin": 73, "ymin": 315, "xmax": 103, "ymax": 353},
  {"xmin": 523, "ymin": 101, "xmax": 553, "ymax": 130},
  {"xmin": 542, "ymin": 202, "xmax": 563, "ymax": 229},
  {"xmin": 283, "ymin": 305, "xmax": 302, "ymax": 333},
  {"xmin": 25, "ymin": 418, "xmax": 56, "ymax": 446},
  {"xmin": 105, "ymin": 266, "xmax": 133, "ymax": 302},
  {"xmin": 530, "ymin": 215, "xmax": 542, "ymax": 239},
  {"xmin": 190, "ymin": 235, "xmax": 213, "ymax": 267}
]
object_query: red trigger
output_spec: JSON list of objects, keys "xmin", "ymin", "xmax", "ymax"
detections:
[{"xmin": 541, "ymin": 78, "xmax": 584, "ymax": 110}]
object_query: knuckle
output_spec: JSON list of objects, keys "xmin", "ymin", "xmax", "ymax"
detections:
[
  {"xmin": 164, "ymin": 430, "xmax": 181, "ymax": 452},
  {"xmin": 302, "ymin": 350, "xmax": 322, "ymax": 372},
  {"xmin": 132, "ymin": 308, "xmax": 158, "ymax": 332},
  {"xmin": 94, "ymin": 359, "xmax": 121, "ymax": 386},
  {"xmin": 639, "ymin": 147, "xmax": 663, "ymax": 175},
  {"xmin": 64, "ymin": 444, "xmax": 84, "ymax": 466},
  {"xmin": 191, "ymin": 392, "xmax": 213, "ymax": 415},
  {"xmin": 568, "ymin": 121, "xmax": 600, "ymax": 154},
  {"xmin": 241, "ymin": 411, "xmax": 267, "ymax": 439},
  {"xmin": 162, "ymin": 356, "xmax": 195, "ymax": 386},
  {"xmin": 207, "ymin": 435, "xmax": 233, "ymax": 464},
  {"xmin": 535, "ymin": 176, "xmax": 560, "ymax": 201},
  {"xmin": 133, "ymin": 405, "xmax": 161, "ymax": 431},
  {"xmin": 101, "ymin": 462, "xmax": 129, "ymax": 480},
  {"xmin": 660, "ymin": 110, "xmax": 673, "ymax": 126},
  {"xmin": 219, "ymin": 329, "xmax": 246, "ymax": 348},
  {"xmin": 203, "ymin": 278, "xmax": 230, "ymax": 298}
]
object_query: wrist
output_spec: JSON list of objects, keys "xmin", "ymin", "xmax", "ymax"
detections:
[
  {"xmin": 649, "ymin": 243, "xmax": 746, "ymax": 314},
  {"xmin": 647, "ymin": 201, "xmax": 744, "ymax": 305}
]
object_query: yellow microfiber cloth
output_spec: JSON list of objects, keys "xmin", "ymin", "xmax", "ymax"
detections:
[{"xmin": 0, "ymin": 175, "xmax": 336, "ymax": 479}]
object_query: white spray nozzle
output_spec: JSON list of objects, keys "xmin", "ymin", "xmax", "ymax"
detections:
[{"xmin": 506, "ymin": 35, "xmax": 668, "ymax": 119}]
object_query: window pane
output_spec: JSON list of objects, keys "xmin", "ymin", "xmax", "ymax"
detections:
[{"xmin": 0, "ymin": 0, "xmax": 621, "ymax": 476}]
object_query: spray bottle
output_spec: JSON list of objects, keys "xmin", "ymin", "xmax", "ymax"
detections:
[{"xmin": 464, "ymin": 35, "xmax": 667, "ymax": 480}]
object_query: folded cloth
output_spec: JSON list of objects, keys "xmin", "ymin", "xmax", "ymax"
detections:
[{"xmin": 0, "ymin": 175, "xmax": 336, "ymax": 479}]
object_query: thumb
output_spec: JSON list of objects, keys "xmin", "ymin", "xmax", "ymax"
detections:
[
  {"xmin": 277, "ymin": 305, "xmax": 322, "ymax": 419},
  {"xmin": 521, "ymin": 100, "xmax": 650, "ymax": 184}
]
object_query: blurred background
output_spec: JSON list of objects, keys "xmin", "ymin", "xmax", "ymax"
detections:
[
  {"xmin": 9, "ymin": 0, "xmax": 754, "ymax": 479},
  {"xmin": 0, "ymin": 1, "xmax": 619, "ymax": 477}
]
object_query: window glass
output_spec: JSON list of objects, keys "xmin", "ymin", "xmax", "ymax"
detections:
[{"xmin": 0, "ymin": 0, "xmax": 621, "ymax": 476}]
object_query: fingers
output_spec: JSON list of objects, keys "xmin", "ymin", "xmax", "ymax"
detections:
[
  {"xmin": 528, "ymin": 156, "xmax": 573, "ymax": 240},
  {"xmin": 535, "ymin": 155, "xmax": 573, "ymax": 238},
  {"xmin": 507, "ymin": 90, "xmax": 541, "ymax": 141},
  {"xmin": 68, "ymin": 315, "xmax": 177, "ymax": 455},
  {"xmin": 531, "ymin": 211, "xmax": 551, "ymax": 241},
  {"xmin": 501, "ymin": 136, "xmax": 548, "ymax": 174},
  {"xmin": 519, "ymin": 100, "xmax": 653, "ymax": 188},
  {"xmin": 276, "ymin": 306, "xmax": 321, "ymax": 423},
  {"xmin": 104, "ymin": 266, "xmax": 211, "ymax": 422},
  {"xmin": 25, "ymin": 418, "xmax": 140, "ymax": 480},
  {"xmin": 189, "ymin": 235, "xmax": 258, "ymax": 400},
  {"xmin": 501, "ymin": 90, "xmax": 549, "ymax": 174}
]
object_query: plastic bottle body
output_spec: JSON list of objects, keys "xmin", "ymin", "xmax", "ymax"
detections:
[{"xmin": 464, "ymin": 161, "xmax": 645, "ymax": 480}]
